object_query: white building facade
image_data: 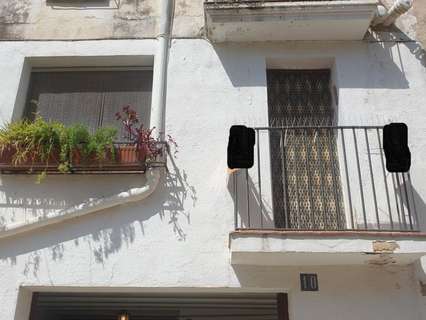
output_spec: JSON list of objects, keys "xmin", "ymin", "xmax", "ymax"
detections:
[{"xmin": 0, "ymin": 1, "xmax": 426, "ymax": 319}]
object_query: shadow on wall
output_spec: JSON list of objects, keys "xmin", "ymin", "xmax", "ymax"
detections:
[
  {"xmin": 0, "ymin": 175, "xmax": 150, "ymax": 222},
  {"xmin": 164, "ymin": 154, "xmax": 197, "ymax": 241},
  {"xmin": 0, "ymin": 154, "xmax": 197, "ymax": 275},
  {"xmin": 212, "ymin": 40, "xmax": 411, "ymax": 89},
  {"xmin": 403, "ymin": 41, "xmax": 426, "ymax": 68},
  {"xmin": 227, "ymin": 170, "xmax": 273, "ymax": 229},
  {"xmin": 406, "ymin": 186, "xmax": 426, "ymax": 232},
  {"xmin": 371, "ymin": 26, "xmax": 426, "ymax": 68},
  {"xmin": 212, "ymin": 44, "xmax": 266, "ymax": 88}
]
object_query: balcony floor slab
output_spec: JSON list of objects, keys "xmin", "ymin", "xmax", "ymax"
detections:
[
  {"xmin": 205, "ymin": 0, "xmax": 379, "ymax": 42},
  {"xmin": 230, "ymin": 230, "xmax": 426, "ymax": 266}
]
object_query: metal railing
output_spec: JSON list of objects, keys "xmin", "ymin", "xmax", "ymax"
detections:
[{"xmin": 232, "ymin": 126, "xmax": 419, "ymax": 232}]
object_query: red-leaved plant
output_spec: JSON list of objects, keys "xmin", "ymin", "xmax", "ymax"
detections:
[{"xmin": 115, "ymin": 106, "xmax": 177, "ymax": 159}]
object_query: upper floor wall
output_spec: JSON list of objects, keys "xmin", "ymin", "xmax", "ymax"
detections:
[
  {"xmin": 0, "ymin": 0, "xmax": 425, "ymax": 44},
  {"xmin": 0, "ymin": 0, "xmax": 204, "ymax": 40}
]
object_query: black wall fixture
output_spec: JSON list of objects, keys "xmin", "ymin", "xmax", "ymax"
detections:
[
  {"xmin": 383, "ymin": 123, "xmax": 411, "ymax": 172},
  {"xmin": 227, "ymin": 125, "xmax": 255, "ymax": 169}
]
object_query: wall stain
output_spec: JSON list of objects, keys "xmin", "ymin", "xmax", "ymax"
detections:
[
  {"xmin": 372, "ymin": 240, "xmax": 400, "ymax": 254},
  {"xmin": 177, "ymin": 0, "xmax": 190, "ymax": 15},
  {"xmin": 0, "ymin": 1, "xmax": 31, "ymax": 24},
  {"xmin": 367, "ymin": 253, "xmax": 397, "ymax": 266}
]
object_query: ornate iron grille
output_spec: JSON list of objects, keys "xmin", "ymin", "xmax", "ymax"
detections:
[{"xmin": 266, "ymin": 70, "xmax": 345, "ymax": 229}]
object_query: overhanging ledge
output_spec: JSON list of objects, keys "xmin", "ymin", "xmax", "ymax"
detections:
[
  {"xmin": 204, "ymin": 0, "xmax": 379, "ymax": 42},
  {"xmin": 230, "ymin": 230, "xmax": 426, "ymax": 266}
]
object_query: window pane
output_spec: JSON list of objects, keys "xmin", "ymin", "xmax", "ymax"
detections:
[
  {"xmin": 101, "ymin": 70, "xmax": 153, "ymax": 140},
  {"xmin": 25, "ymin": 70, "xmax": 153, "ymax": 136},
  {"xmin": 25, "ymin": 72, "xmax": 104, "ymax": 131}
]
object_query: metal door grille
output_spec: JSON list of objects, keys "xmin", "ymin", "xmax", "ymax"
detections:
[
  {"xmin": 29, "ymin": 292, "xmax": 285, "ymax": 320},
  {"xmin": 267, "ymin": 70, "xmax": 345, "ymax": 229}
]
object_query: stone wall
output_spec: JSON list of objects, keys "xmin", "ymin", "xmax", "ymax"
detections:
[
  {"xmin": 413, "ymin": 0, "xmax": 426, "ymax": 49},
  {"xmin": 0, "ymin": 0, "xmax": 204, "ymax": 40}
]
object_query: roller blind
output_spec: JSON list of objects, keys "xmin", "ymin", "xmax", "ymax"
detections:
[{"xmin": 25, "ymin": 70, "xmax": 153, "ymax": 136}]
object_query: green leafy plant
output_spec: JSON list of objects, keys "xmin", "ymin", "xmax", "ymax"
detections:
[
  {"xmin": 0, "ymin": 117, "xmax": 118, "ymax": 181},
  {"xmin": 59, "ymin": 124, "xmax": 90, "ymax": 173},
  {"xmin": 87, "ymin": 127, "xmax": 117, "ymax": 162},
  {"xmin": 0, "ymin": 117, "xmax": 63, "ymax": 166}
]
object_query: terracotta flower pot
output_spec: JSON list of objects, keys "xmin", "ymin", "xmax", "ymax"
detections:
[
  {"xmin": 0, "ymin": 146, "xmax": 60, "ymax": 170},
  {"xmin": 117, "ymin": 145, "xmax": 146, "ymax": 164}
]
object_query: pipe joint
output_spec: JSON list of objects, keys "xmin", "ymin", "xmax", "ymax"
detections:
[{"xmin": 372, "ymin": 0, "xmax": 413, "ymax": 27}]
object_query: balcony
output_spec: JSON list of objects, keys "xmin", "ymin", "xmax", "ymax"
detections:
[
  {"xmin": 204, "ymin": 0, "xmax": 379, "ymax": 42},
  {"xmin": 230, "ymin": 126, "xmax": 426, "ymax": 266}
]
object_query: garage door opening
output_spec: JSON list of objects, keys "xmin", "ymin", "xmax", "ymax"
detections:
[{"xmin": 29, "ymin": 292, "xmax": 289, "ymax": 320}]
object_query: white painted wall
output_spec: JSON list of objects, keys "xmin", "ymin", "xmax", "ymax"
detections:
[{"xmin": 0, "ymin": 38, "xmax": 425, "ymax": 319}]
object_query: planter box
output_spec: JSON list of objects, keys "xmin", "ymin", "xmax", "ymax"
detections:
[{"xmin": 0, "ymin": 145, "xmax": 146, "ymax": 174}]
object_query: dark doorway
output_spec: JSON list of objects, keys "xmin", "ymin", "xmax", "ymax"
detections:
[{"xmin": 29, "ymin": 292, "xmax": 289, "ymax": 320}]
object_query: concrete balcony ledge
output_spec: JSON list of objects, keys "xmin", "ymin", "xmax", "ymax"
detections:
[
  {"xmin": 204, "ymin": 0, "xmax": 379, "ymax": 41},
  {"xmin": 230, "ymin": 230, "xmax": 426, "ymax": 266}
]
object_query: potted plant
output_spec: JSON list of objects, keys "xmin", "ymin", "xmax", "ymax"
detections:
[
  {"xmin": 0, "ymin": 106, "xmax": 176, "ymax": 181},
  {"xmin": 115, "ymin": 105, "xmax": 176, "ymax": 165},
  {"xmin": 0, "ymin": 118, "xmax": 64, "ymax": 177},
  {"xmin": 0, "ymin": 118, "xmax": 119, "ymax": 180}
]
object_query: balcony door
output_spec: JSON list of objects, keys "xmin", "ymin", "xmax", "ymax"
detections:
[{"xmin": 267, "ymin": 69, "xmax": 345, "ymax": 230}]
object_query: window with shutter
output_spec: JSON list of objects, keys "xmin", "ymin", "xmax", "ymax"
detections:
[{"xmin": 24, "ymin": 70, "xmax": 153, "ymax": 138}]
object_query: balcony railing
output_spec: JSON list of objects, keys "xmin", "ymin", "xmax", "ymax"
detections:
[{"xmin": 232, "ymin": 126, "xmax": 419, "ymax": 232}]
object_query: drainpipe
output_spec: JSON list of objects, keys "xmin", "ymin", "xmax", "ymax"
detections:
[
  {"xmin": 151, "ymin": 0, "xmax": 173, "ymax": 141},
  {"xmin": 0, "ymin": 0, "xmax": 174, "ymax": 240},
  {"xmin": 373, "ymin": 0, "xmax": 413, "ymax": 27}
]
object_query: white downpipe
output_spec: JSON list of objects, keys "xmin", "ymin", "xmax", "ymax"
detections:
[
  {"xmin": 0, "ymin": 0, "xmax": 174, "ymax": 240},
  {"xmin": 151, "ymin": 0, "xmax": 173, "ymax": 141},
  {"xmin": 373, "ymin": 0, "xmax": 413, "ymax": 26}
]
